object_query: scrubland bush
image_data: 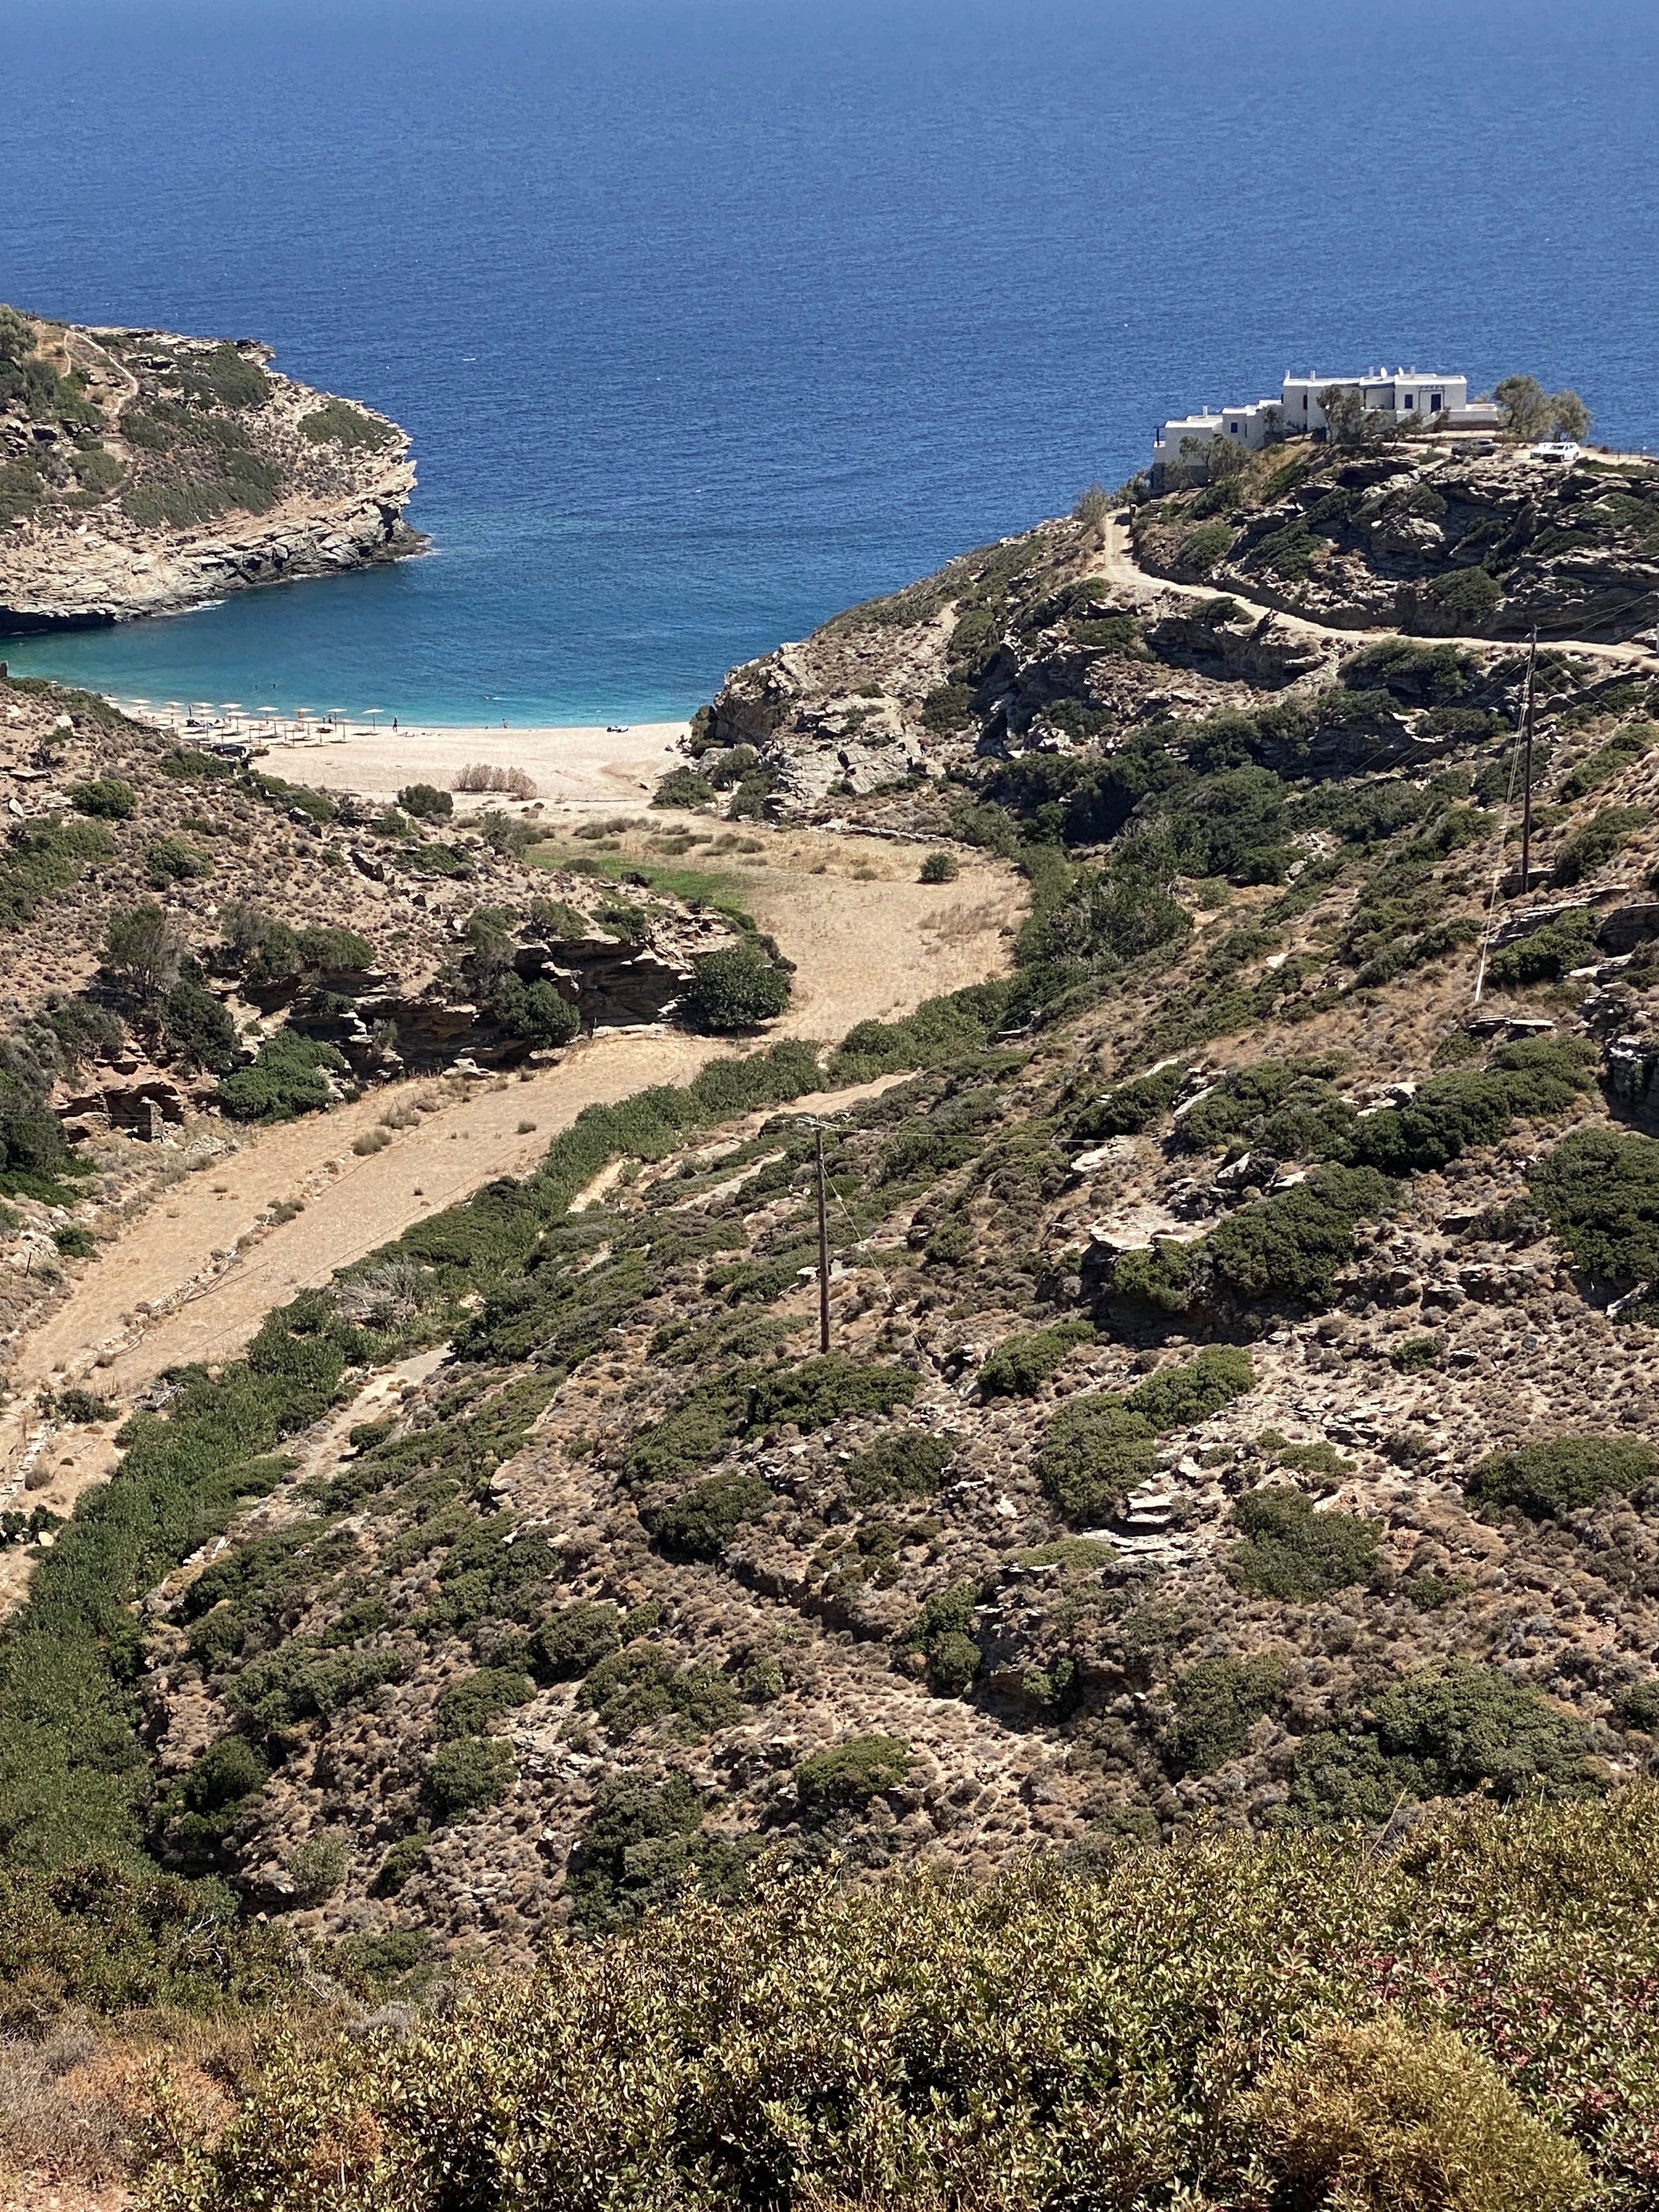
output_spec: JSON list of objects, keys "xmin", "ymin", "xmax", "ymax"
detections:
[
  {"xmin": 653, "ymin": 1471, "xmax": 773, "ymax": 1560},
  {"xmin": 680, "ymin": 943, "xmax": 792, "ymax": 1031},
  {"xmin": 976, "ymin": 1320, "xmax": 1095, "ymax": 1397},
  {"xmin": 453, "ymin": 763, "xmax": 538, "ymax": 798},
  {"xmin": 149, "ymin": 1787, "xmax": 1659, "ymax": 2211},
  {"xmin": 1283, "ymin": 1660, "xmax": 1599, "ymax": 1825},
  {"xmin": 1251, "ymin": 2014, "xmax": 1590, "ymax": 2211},
  {"xmin": 66, "ymin": 777, "xmax": 136, "ymax": 819},
  {"xmin": 397, "ymin": 783, "xmax": 452, "ymax": 820},
  {"xmin": 1528, "ymin": 1126, "xmax": 1659, "ymax": 1285},
  {"xmin": 1227, "ymin": 1486, "xmax": 1383, "ymax": 1600},
  {"xmin": 795, "ymin": 1734, "xmax": 912, "ymax": 1810},
  {"xmin": 1465, "ymin": 1435, "xmax": 1656, "ymax": 1519},
  {"xmin": 216, "ymin": 1032, "xmax": 347, "ymax": 1122},
  {"xmin": 423, "ymin": 1737, "xmax": 515, "ymax": 1822},
  {"xmin": 919, "ymin": 849, "xmax": 960, "ymax": 883}
]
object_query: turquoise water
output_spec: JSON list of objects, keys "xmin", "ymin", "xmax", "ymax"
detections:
[{"xmin": 2, "ymin": 0, "xmax": 1656, "ymax": 726}]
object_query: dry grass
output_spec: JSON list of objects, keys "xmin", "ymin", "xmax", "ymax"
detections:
[{"xmin": 453, "ymin": 764, "xmax": 538, "ymax": 798}]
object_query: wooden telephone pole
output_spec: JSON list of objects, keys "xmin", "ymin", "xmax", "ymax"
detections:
[
  {"xmin": 1520, "ymin": 627, "xmax": 1538, "ymax": 898},
  {"xmin": 815, "ymin": 1126, "xmax": 831, "ymax": 1353}
]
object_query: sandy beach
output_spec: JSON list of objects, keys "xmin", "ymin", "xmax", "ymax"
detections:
[{"xmin": 116, "ymin": 704, "xmax": 690, "ymax": 806}]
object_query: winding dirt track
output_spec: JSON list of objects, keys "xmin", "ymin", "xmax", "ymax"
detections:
[
  {"xmin": 0, "ymin": 843, "xmax": 1021, "ymax": 1600},
  {"xmin": 1099, "ymin": 512, "xmax": 1659, "ymax": 670}
]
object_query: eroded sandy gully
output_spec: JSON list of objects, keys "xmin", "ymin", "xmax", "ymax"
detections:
[{"xmin": 0, "ymin": 844, "xmax": 1022, "ymax": 1609}]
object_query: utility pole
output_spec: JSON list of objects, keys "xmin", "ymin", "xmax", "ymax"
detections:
[
  {"xmin": 815, "ymin": 1125, "xmax": 831, "ymax": 1354},
  {"xmin": 1520, "ymin": 626, "xmax": 1538, "ymax": 898}
]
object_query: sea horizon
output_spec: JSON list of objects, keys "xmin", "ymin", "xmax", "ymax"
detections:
[{"xmin": 3, "ymin": 0, "xmax": 1657, "ymax": 726}]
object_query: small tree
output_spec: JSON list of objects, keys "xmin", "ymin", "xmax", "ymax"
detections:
[
  {"xmin": 919, "ymin": 850, "xmax": 960, "ymax": 883},
  {"xmin": 681, "ymin": 944, "xmax": 791, "ymax": 1031},
  {"xmin": 103, "ymin": 904, "xmax": 183, "ymax": 1000},
  {"xmin": 1073, "ymin": 483, "xmax": 1110, "ymax": 540},
  {"xmin": 1318, "ymin": 383, "xmax": 1370, "ymax": 448},
  {"xmin": 1550, "ymin": 388, "xmax": 1591, "ymax": 441},
  {"xmin": 1495, "ymin": 374, "xmax": 1552, "ymax": 441}
]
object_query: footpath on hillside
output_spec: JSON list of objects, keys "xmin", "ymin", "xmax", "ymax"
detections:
[{"xmin": 1099, "ymin": 512, "xmax": 1659, "ymax": 670}]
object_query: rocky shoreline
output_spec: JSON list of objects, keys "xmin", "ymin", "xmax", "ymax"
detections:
[{"xmin": 0, "ymin": 316, "xmax": 422, "ymax": 631}]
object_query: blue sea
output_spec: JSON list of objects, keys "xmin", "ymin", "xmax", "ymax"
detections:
[{"xmin": 2, "ymin": 0, "xmax": 1656, "ymax": 726}]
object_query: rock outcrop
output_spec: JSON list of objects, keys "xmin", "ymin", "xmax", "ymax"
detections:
[{"xmin": 0, "ymin": 314, "xmax": 421, "ymax": 630}]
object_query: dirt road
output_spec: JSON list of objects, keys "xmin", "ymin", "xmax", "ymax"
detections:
[
  {"xmin": 1100, "ymin": 512, "xmax": 1659, "ymax": 670},
  {"xmin": 0, "ymin": 839, "xmax": 1018, "ymax": 1598}
]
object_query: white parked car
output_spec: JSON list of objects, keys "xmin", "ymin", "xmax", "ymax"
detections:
[{"xmin": 1530, "ymin": 441, "xmax": 1582, "ymax": 462}]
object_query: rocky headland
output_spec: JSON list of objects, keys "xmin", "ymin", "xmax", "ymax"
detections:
[{"xmin": 0, "ymin": 308, "xmax": 420, "ymax": 631}]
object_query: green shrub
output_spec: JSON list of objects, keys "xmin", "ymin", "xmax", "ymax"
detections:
[
  {"xmin": 976, "ymin": 1321, "xmax": 1096, "ymax": 1397},
  {"xmin": 1227, "ymin": 1487, "xmax": 1382, "ymax": 1600},
  {"xmin": 919, "ymin": 850, "xmax": 960, "ymax": 883},
  {"xmin": 1284, "ymin": 1661, "xmax": 1600, "ymax": 1823},
  {"xmin": 1126, "ymin": 1345, "xmax": 1254, "ymax": 1429},
  {"xmin": 746, "ymin": 1355, "xmax": 918, "ymax": 1434},
  {"xmin": 1037, "ymin": 1400, "xmax": 1157, "ymax": 1520},
  {"xmin": 1170, "ymin": 1164, "xmax": 1395, "ymax": 1312},
  {"xmin": 1550, "ymin": 803, "xmax": 1649, "ymax": 888},
  {"xmin": 55, "ymin": 1387, "xmax": 115, "ymax": 1424},
  {"xmin": 1465, "ymin": 1435, "xmax": 1656, "ymax": 1519},
  {"xmin": 433, "ymin": 1667, "xmax": 534, "ymax": 1740},
  {"xmin": 1417, "ymin": 566, "xmax": 1503, "ymax": 628},
  {"xmin": 179, "ymin": 1735, "xmax": 268, "ymax": 1815},
  {"xmin": 492, "ymin": 972, "xmax": 580, "ymax": 1048},
  {"xmin": 577, "ymin": 1644, "xmax": 740, "ymax": 1740},
  {"xmin": 844, "ymin": 1432, "xmax": 955, "ymax": 1506},
  {"xmin": 795, "ymin": 1734, "xmax": 912, "ymax": 1810},
  {"xmin": 1161, "ymin": 1655, "xmax": 1287, "ymax": 1776},
  {"xmin": 1178, "ymin": 522, "xmax": 1235, "ymax": 577},
  {"xmin": 654, "ymin": 1472, "xmax": 774, "ymax": 1561},
  {"xmin": 1252, "ymin": 2015, "xmax": 1590, "ymax": 2212},
  {"xmin": 216, "ymin": 1032, "xmax": 348, "ymax": 1122},
  {"xmin": 1556, "ymin": 720, "xmax": 1654, "ymax": 802},
  {"xmin": 51, "ymin": 1225, "xmax": 97, "ymax": 1260},
  {"xmin": 565, "ymin": 1775, "xmax": 755, "ymax": 1933},
  {"xmin": 927, "ymin": 1630, "xmax": 983, "ymax": 1697},
  {"xmin": 241, "ymin": 918, "xmax": 377, "ymax": 988},
  {"xmin": 654, "ymin": 766, "xmax": 717, "ymax": 808},
  {"xmin": 397, "ymin": 783, "xmax": 453, "ymax": 820},
  {"xmin": 1073, "ymin": 1061, "xmax": 1186, "ymax": 1140},
  {"xmin": 180, "ymin": 343, "xmax": 272, "ymax": 409},
  {"xmin": 285, "ymin": 1833, "xmax": 349, "ymax": 1905},
  {"xmin": 163, "ymin": 961, "xmax": 239, "ymax": 1073},
  {"xmin": 66, "ymin": 777, "xmax": 136, "ymax": 820},
  {"xmin": 904, "ymin": 1583, "xmax": 982, "ymax": 1695},
  {"xmin": 1391, "ymin": 1334, "xmax": 1443, "ymax": 1372},
  {"xmin": 1485, "ymin": 907, "xmax": 1598, "ymax": 987},
  {"xmin": 297, "ymin": 399, "xmax": 393, "ymax": 448},
  {"xmin": 370, "ymin": 1835, "xmax": 430, "ymax": 1897},
  {"xmin": 681, "ymin": 944, "xmax": 792, "ymax": 1031},
  {"xmin": 0, "ymin": 816, "xmax": 114, "ymax": 932},
  {"xmin": 528, "ymin": 1602, "xmax": 623, "ymax": 1683},
  {"xmin": 144, "ymin": 835, "xmax": 213, "ymax": 887},
  {"xmin": 424, "ymin": 1737, "xmax": 515, "ymax": 1822},
  {"xmin": 1527, "ymin": 1126, "xmax": 1659, "ymax": 1285}
]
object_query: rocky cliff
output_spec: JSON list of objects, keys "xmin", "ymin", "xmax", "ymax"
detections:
[
  {"xmin": 1131, "ymin": 442, "xmax": 1659, "ymax": 641},
  {"xmin": 0, "ymin": 309, "xmax": 421, "ymax": 630}
]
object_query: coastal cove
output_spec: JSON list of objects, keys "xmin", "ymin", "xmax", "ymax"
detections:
[{"xmin": 4, "ymin": 0, "xmax": 1658, "ymax": 723}]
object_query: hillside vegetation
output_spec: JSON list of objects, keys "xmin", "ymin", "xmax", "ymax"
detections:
[{"xmin": 6, "ymin": 441, "xmax": 1659, "ymax": 2199}]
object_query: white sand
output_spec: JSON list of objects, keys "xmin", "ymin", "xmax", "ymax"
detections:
[{"xmin": 117, "ymin": 703, "xmax": 689, "ymax": 806}]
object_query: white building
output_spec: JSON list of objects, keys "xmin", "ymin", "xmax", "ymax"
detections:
[
  {"xmin": 1279, "ymin": 366, "xmax": 1496, "ymax": 433},
  {"xmin": 1152, "ymin": 398, "xmax": 1280, "ymax": 479},
  {"xmin": 1152, "ymin": 364, "xmax": 1502, "ymax": 482}
]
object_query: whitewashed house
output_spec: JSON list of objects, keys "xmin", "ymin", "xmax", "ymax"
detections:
[{"xmin": 1152, "ymin": 364, "xmax": 1502, "ymax": 483}]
